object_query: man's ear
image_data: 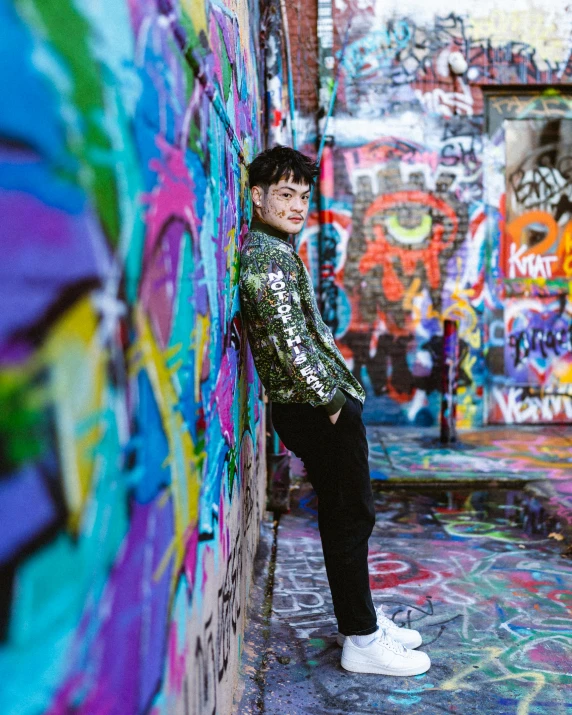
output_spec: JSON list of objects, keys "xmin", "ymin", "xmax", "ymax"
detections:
[{"xmin": 251, "ymin": 186, "xmax": 264, "ymax": 208}]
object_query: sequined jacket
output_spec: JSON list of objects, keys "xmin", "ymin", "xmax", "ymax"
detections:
[{"xmin": 239, "ymin": 222, "xmax": 365, "ymax": 414}]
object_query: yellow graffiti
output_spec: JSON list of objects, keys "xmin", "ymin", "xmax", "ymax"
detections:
[
  {"xmin": 407, "ymin": 278, "xmax": 442, "ymax": 324},
  {"xmin": 560, "ymin": 221, "xmax": 572, "ymax": 277},
  {"xmin": 552, "ymin": 360, "xmax": 572, "ymax": 383},
  {"xmin": 492, "ymin": 672, "xmax": 546, "ymax": 715},
  {"xmin": 195, "ymin": 313, "xmax": 211, "ymax": 402},
  {"xmin": 131, "ymin": 306, "xmax": 202, "ymax": 573},
  {"xmin": 457, "ymin": 390, "xmax": 478, "ymax": 430},
  {"xmin": 490, "ymin": 94, "xmax": 572, "ymax": 118},
  {"xmin": 439, "ymin": 647, "xmax": 546, "ymax": 715},
  {"xmin": 154, "ymin": 537, "xmax": 177, "ymax": 584},
  {"xmin": 42, "ymin": 297, "xmax": 106, "ymax": 531},
  {"xmin": 471, "ymin": 10, "xmax": 569, "ymax": 68},
  {"xmin": 440, "ymin": 646, "xmax": 504, "ymax": 691},
  {"xmin": 443, "ymin": 260, "xmax": 481, "ymax": 349},
  {"xmin": 181, "ymin": 0, "xmax": 208, "ymax": 36},
  {"xmin": 165, "ymin": 342, "xmax": 185, "ymax": 375},
  {"xmin": 403, "ymin": 277, "xmax": 422, "ymax": 313},
  {"xmin": 461, "ymin": 352, "xmax": 477, "ymax": 381}
]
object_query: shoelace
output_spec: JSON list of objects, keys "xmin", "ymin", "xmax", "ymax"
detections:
[
  {"xmin": 375, "ymin": 606, "xmax": 398, "ymax": 630},
  {"xmin": 377, "ymin": 629, "xmax": 408, "ymax": 655}
]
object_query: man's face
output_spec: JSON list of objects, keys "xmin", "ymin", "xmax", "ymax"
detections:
[{"xmin": 251, "ymin": 176, "xmax": 311, "ymax": 235}]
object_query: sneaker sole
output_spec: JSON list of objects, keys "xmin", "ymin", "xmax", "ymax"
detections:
[
  {"xmin": 337, "ymin": 632, "xmax": 423, "ymax": 649},
  {"xmin": 340, "ymin": 655, "xmax": 430, "ymax": 677}
]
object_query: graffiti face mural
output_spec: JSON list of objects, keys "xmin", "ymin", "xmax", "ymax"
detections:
[
  {"xmin": 303, "ymin": 130, "xmax": 484, "ymax": 428},
  {"xmin": 342, "ymin": 147, "xmax": 470, "ymax": 409},
  {"xmin": 0, "ymin": 0, "xmax": 266, "ymax": 714}
]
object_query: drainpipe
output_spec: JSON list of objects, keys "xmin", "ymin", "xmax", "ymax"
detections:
[
  {"xmin": 261, "ymin": 0, "xmax": 294, "ymax": 514},
  {"xmin": 318, "ymin": 140, "xmax": 338, "ymax": 333},
  {"xmin": 263, "ymin": 0, "xmax": 286, "ymax": 148},
  {"xmin": 440, "ymin": 319, "xmax": 460, "ymax": 443},
  {"xmin": 317, "ymin": 0, "xmax": 336, "ymax": 325},
  {"xmin": 279, "ymin": 0, "xmax": 298, "ymax": 149}
]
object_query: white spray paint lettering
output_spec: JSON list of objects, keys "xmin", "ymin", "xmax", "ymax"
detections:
[
  {"xmin": 493, "ymin": 387, "xmax": 572, "ymax": 424},
  {"xmin": 508, "ymin": 243, "xmax": 558, "ymax": 279},
  {"xmin": 269, "ymin": 269, "xmax": 328, "ymax": 397}
]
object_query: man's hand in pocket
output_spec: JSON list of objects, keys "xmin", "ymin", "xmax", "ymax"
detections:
[{"xmin": 329, "ymin": 408, "xmax": 342, "ymax": 425}]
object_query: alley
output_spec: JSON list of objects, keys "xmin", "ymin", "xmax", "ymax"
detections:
[
  {"xmin": 238, "ymin": 427, "xmax": 572, "ymax": 714},
  {"xmin": 4, "ymin": 0, "xmax": 572, "ymax": 711}
]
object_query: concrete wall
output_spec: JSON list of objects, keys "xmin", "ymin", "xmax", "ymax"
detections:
[
  {"xmin": 0, "ymin": 1, "xmax": 266, "ymax": 713},
  {"xmin": 300, "ymin": 0, "xmax": 572, "ymax": 426}
]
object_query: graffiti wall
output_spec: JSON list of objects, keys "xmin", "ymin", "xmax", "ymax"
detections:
[
  {"xmin": 487, "ymin": 104, "xmax": 572, "ymax": 423},
  {"xmin": 0, "ymin": 1, "xmax": 266, "ymax": 713},
  {"xmin": 299, "ymin": 0, "xmax": 572, "ymax": 426}
]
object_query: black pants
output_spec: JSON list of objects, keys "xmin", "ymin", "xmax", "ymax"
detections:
[{"xmin": 272, "ymin": 392, "xmax": 377, "ymax": 636}]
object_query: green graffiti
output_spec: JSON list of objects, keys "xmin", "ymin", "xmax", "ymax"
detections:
[
  {"xmin": 16, "ymin": 0, "xmax": 119, "ymax": 242},
  {"xmin": 0, "ymin": 372, "xmax": 48, "ymax": 473}
]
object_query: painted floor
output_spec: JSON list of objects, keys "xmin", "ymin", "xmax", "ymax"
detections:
[
  {"xmin": 237, "ymin": 426, "xmax": 572, "ymax": 715},
  {"xmin": 368, "ymin": 425, "xmax": 572, "ymax": 543},
  {"xmin": 368, "ymin": 426, "xmax": 572, "ymax": 483}
]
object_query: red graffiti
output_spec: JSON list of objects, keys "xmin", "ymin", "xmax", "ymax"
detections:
[{"xmin": 358, "ymin": 191, "xmax": 459, "ymax": 302}]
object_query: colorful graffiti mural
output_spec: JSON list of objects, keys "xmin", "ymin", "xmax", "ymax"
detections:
[
  {"xmin": 296, "ymin": 0, "xmax": 572, "ymax": 426},
  {"xmin": 0, "ymin": 0, "xmax": 267, "ymax": 713},
  {"xmin": 486, "ymin": 108, "xmax": 572, "ymax": 423},
  {"xmin": 298, "ymin": 128, "xmax": 486, "ymax": 427},
  {"xmin": 503, "ymin": 120, "xmax": 572, "ymax": 282}
]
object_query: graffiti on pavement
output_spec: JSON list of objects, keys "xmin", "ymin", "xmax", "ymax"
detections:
[{"xmin": 268, "ymin": 483, "xmax": 572, "ymax": 714}]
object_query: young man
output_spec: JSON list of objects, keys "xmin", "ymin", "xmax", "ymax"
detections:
[{"xmin": 239, "ymin": 146, "xmax": 430, "ymax": 676}]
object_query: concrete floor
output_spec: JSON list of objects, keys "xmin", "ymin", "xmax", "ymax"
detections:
[{"xmin": 236, "ymin": 427, "xmax": 572, "ymax": 714}]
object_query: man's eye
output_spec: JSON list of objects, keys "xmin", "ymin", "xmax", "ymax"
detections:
[
  {"xmin": 302, "ymin": 195, "xmax": 310, "ymax": 202},
  {"xmin": 281, "ymin": 193, "xmax": 292, "ymax": 199}
]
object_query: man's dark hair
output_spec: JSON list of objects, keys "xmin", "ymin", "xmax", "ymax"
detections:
[{"xmin": 248, "ymin": 145, "xmax": 319, "ymax": 189}]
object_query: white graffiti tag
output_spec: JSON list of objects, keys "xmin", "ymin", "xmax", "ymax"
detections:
[
  {"xmin": 269, "ymin": 269, "xmax": 329, "ymax": 399},
  {"xmin": 508, "ymin": 243, "xmax": 558, "ymax": 279}
]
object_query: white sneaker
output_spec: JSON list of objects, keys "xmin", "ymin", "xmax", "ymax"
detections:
[
  {"xmin": 341, "ymin": 630, "xmax": 431, "ymax": 676},
  {"xmin": 337, "ymin": 605, "xmax": 422, "ymax": 649}
]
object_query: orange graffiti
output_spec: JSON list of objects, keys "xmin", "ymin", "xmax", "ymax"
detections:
[
  {"xmin": 559, "ymin": 221, "xmax": 572, "ymax": 277},
  {"xmin": 504, "ymin": 210, "xmax": 572, "ymax": 279},
  {"xmin": 505, "ymin": 210, "xmax": 558, "ymax": 256}
]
